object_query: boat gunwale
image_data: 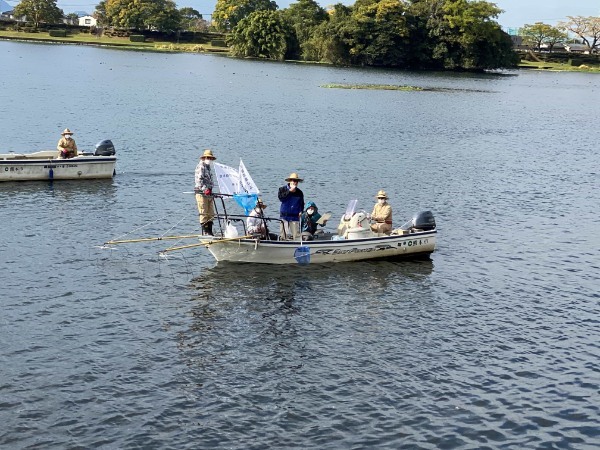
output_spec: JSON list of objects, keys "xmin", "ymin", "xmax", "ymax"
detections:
[{"xmin": 209, "ymin": 229, "xmax": 437, "ymax": 247}]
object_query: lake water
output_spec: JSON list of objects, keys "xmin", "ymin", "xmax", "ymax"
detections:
[{"xmin": 1, "ymin": 40, "xmax": 599, "ymax": 449}]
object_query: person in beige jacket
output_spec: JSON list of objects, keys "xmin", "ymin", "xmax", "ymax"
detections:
[
  {"xmin": 57, "ymin": 128, "xmax": 78, "ymax": 159},
  {"xmin": 370, "ymin": 190, "xmax": 392, "ymax": 234}
]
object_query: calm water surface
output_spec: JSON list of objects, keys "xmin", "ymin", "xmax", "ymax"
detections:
[{"xmin": 0, "ymin": 41, "xmax": 599, "ymax": 449}]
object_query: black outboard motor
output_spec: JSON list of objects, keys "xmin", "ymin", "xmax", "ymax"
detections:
[
  {"xmin": 401, "ymin": 211, "xmax": 436, "ymax": 231},
  {"xmin": 95, "ymin": 139, "xmax": 116, "ymax": 156}
]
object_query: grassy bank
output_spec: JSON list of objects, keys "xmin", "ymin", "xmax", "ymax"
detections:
[
  {"xmin": 0, "ymin": 29, "xmax": 229, "ymax": 53},
  {"xmin": 518, "ymin": 60, "xmax": 600, "ymax": 73}
]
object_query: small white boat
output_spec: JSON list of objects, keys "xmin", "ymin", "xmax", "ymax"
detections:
[
  {"xmin": 0, "ymin": 140, "xmax": 116, "ymax": 182},
  {"xmin": 200, "ymin": 209, "xmax": 437, "ymax": 265}
]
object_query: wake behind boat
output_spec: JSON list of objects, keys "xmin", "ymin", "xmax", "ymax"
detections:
[{"xmin": 0, "ymin": 140, "xmax": 117, "ymax": 182}]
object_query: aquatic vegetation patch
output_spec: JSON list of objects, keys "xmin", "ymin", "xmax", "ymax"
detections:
[
  {"xmin": 321, "ymin": 83, "xmax": 423, "ymax": 91},
  {"xmin": 321, "ymin": 83, "xmax": 495, "ymax": 93}
]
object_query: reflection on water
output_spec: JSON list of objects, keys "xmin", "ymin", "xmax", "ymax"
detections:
[{"xmin": 189, "ymin": 258, "xmax": 434, "ymax": 304}]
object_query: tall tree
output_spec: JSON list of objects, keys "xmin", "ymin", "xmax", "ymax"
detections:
[
  {"xmin": 521, "ymin": 22, "xmax": 567, "ymax": 51},
  {"xmin": 559, "ymin": 16, "xmax": 600, "ymax": 53},
  {"xmin": 103, "ymin": 0, "xmax": 181, "ymax": 31},
  {"xmin": 407, "ymin": 0, "xmax": 516, "ymax": 70},
  {"xmin": 347, "ymin": 0, "xmax": 410, "ymax": 67},
  {"xmin": 227, "ymin": 10, "xmax": 288, "ymax": 59},
  {"xmin": 304, "ymin": 3, "xmax": 353, "ymax": 64},
  {"xmin": 281, "ymin": 0, "xmax": 328, "ymax": 59},
  {"xmin": 213, "ymin": 0, "xmax": 278, "ymax": 32},
  {"xmin": 14, "ymin": 0, "xmax": 63, "ymax": 28},
  {"xmin": 179, "ymin": 7, "xmax": 207, "ymax": 31}
]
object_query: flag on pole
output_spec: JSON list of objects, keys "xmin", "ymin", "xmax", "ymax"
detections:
[
  {"xmin": 213, "ymin": 162, "xmax": 239, "ymax": 196},
  {"xmin": 238, "ymin": 159, "xmax": 260, "ymax": 194}
]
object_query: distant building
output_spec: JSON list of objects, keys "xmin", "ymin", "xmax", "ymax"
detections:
[
  {"xmin": 78, "ymin": 15, "xmax": 97, "ymax": 27},
  {"xmin": 564, "ymin": 43, "xmax": 590, "ymax": 54}
]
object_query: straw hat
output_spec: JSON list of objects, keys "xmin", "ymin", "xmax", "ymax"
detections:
[
  {"xmin": 285, "ymin": 172, "xmax": 303, "ymax": 182},
  {"xmin": 376, "ymin": 190, "xmax": 388, "ymax": 199},
  {"xmin": 61, "ymin": 128, "xmax": 74, "ymax": 135},
  {"xmin": 256, "ymin": 198, "xmax": 267, "ymax": 208},
  {"xmin": 200, "ymin": 149, "xmax": 216, "ymax": 160}
]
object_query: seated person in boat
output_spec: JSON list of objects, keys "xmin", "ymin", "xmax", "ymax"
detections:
[
  {"xmin": 247, "ymin": 198, "xmax": 269, "ymax": 239},
  {"xmin": 57, "ymin": 128, "xmax": 78, "ymax": 159},
  {"xmin": 301, "ymin": 201, "xmax": 327, "ymax": 240},
  {"xmin": 370, "ymin": 190, "xmax": 392, "ymax": 234},
  {"xmin": 278, "ymin": 172, "xmax": 304, "ymax": 240}
]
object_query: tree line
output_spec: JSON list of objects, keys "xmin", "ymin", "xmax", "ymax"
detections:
[
  {"xmin": 520, "ymin": 17, "xmax": 600, "ymax": 53},
  {"xmin": 14, "ymin": 0, "xmax": 598, "ymax": 70},
  {"xmin": 218, "ymin": 0, "xmax": 520, "ymax": 70}
]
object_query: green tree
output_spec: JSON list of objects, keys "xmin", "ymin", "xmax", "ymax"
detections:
[
  {"xmin": 347, "ymin": 0, "xmax": 410, "ymax": 66},
  {"xmin": 65, "ymin": 12, "xmax": 79, "ymax": 24},
  {"xmin": 93, "ymin": 0, "xmax": 108, "ymax": 26},
  {"xmin": 521, "ymin": 22, "xmax": 567, "ymax": 51},
  {"xmin": 103, "ymin": 0, "xmax": 181, "ymax": 31},
  {"xmin": 213, "ymin": 0, "xmax": 278, "ymax": 32},
  {"xmin": 304, "ymin": 3, "xmax": 353, "ymax": 64},
  {"xmin": 281, "ymin": 0, "xmax": 328, "ymax": 59},
  {"xmin": 407, "ymin": 0, "xmax": 517, "ymax": 70},
  {"xmin": 14, "ymin": 0, "xmax": 63, "ymax": 28},
  {"xmin": 227, "ymin": 10, "xmax": 288, "ymax": 59},
  {"xmin": 559, "ymin": 16, "xmax": 600, "ymax": 53}
]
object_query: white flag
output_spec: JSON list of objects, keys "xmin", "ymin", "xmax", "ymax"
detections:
[
  {"xmin": 238, "ymin": 159, "xmax": 260, "ymax": 194},
  {"xmin": 213, "ymin": 162, "xmax": 240, "ymax": 196}
]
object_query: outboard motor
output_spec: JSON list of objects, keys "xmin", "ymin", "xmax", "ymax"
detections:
[
  {"xmin": 401, "ymin": 210, "xmax": 436, "ymax": 231},
  {"xmin": 95, "ymin": 139, "xmax": 116, "ymax": 156}
]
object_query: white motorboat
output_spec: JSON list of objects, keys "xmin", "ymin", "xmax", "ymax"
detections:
[
  {"xmin": 0, "ymin": 140, "xmax": 116, "ymax": 182},
  {"xmin": 200, "ymin": 209, "xmax": 437, "ymax": 265}
]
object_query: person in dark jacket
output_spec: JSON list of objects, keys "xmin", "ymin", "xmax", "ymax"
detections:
[
  {"xmin": 301, "ymin": 201, "xmax": 327, "ymax": 240},
  {"xmin": 278, "ymin": 172, "xmax": 304, "ymax": 240}
]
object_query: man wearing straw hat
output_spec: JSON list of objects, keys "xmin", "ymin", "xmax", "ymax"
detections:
[
  {"xmin": 57, "ymin": 128, "xmax": 78, "ymax": 159},
  {"xmin": 370, "ymin": 190, "xmax": 393, "ymax": 234},
  {"xmin": 278, "ymin": 172, "xmax": 304, "ymax": 240},
  {"xmin": 194, "ymin": 149, "xmax": 217, "ymax": 236}
]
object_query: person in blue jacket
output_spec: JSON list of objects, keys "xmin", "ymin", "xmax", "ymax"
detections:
[
  {"xmin": 278, "ymin": 172, "xmax": 304, "ymax": 240},
  {"xmin": 301, "ymin": 201, "xmax": 328, "ymax": 240}
]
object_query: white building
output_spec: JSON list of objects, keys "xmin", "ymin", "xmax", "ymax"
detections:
[{"xmin": 78, "ymin": 15, "xmax": 97, "ymax": 27}]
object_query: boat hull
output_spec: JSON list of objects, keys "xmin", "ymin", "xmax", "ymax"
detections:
[
  {"xmin": 0, "ymin": 155, "xmax": 116, "ymax": 181},
  {"xmin": 206, "ymin": 230, "xmax": 436, "ymax": 264}
]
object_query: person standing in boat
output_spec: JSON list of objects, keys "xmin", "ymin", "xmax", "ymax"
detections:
[
  {"xmin": 56, "ymin": 128, "xmax": 78, "ymax": 159},
  {"xmin": 247, "ymin": 198, "xmax": 269, "ymax": 239},
  {"xmin": 194, "ymin": 149, "xmax": 217, "ymax": 236},
  {"xmin": 278, "ymin": 172, "xmax": 304, "ymax": 240},
  {"xmin": 370, "ymin": 190, "xmax": 393, "ymax": 234},
  {"xmin": 301, "ymin": 201, "xmax": 327, "ymax": 240}
]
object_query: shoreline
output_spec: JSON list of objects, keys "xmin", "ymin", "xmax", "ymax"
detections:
[{"xmin": 2, "ymin": 33, "xmax": 599, "ymax": 73}]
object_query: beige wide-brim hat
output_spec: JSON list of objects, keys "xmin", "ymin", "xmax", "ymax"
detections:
[
  {"xmin": 376, "ymin": 190, "xmax": 388, "ymax": 199},
  {"xmin": 256, "ymin": 198, "xmax": 267, "ymax": 208},
  {"xmin": 61, "ymin": 128, "xmax": 74, "ymax": 135},
  {"xmin": 285, "ymin": 172, "xmax": 303, "ymax": 182},
  {"xmin": 200, "ymin": 149, "xmax": 216, "ymax": 160}
]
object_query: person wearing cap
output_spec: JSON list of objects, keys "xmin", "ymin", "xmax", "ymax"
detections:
[
  {"xmin": 194, "ymin": 149, "xmax": 217, "ymax": 236},
  {"xmin": 370, "ymin": 190, "xmax": 393, "ymax": 234},
  {"xmin": 57, "ymin": 128, "xmax": 78, "ymax": 159},
  {"xmin": 301, "ymin": 201, "xmax": 327, "ymax": 240},
  {"xmin": 278, "ymin": 172, "xmax": 304, "ymax": 240},
  {"xmin": 247, "ymin": 198, "xmax": 269, "ymax": 239}
]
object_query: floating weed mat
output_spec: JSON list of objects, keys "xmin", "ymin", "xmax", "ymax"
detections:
[
  {"xmin": 321, "ymin": 83, "xmax": 423, "ymax": 91},
  {"xmin": 321, "ymin": 83, "xmax": 494, "ymax": 93}
]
